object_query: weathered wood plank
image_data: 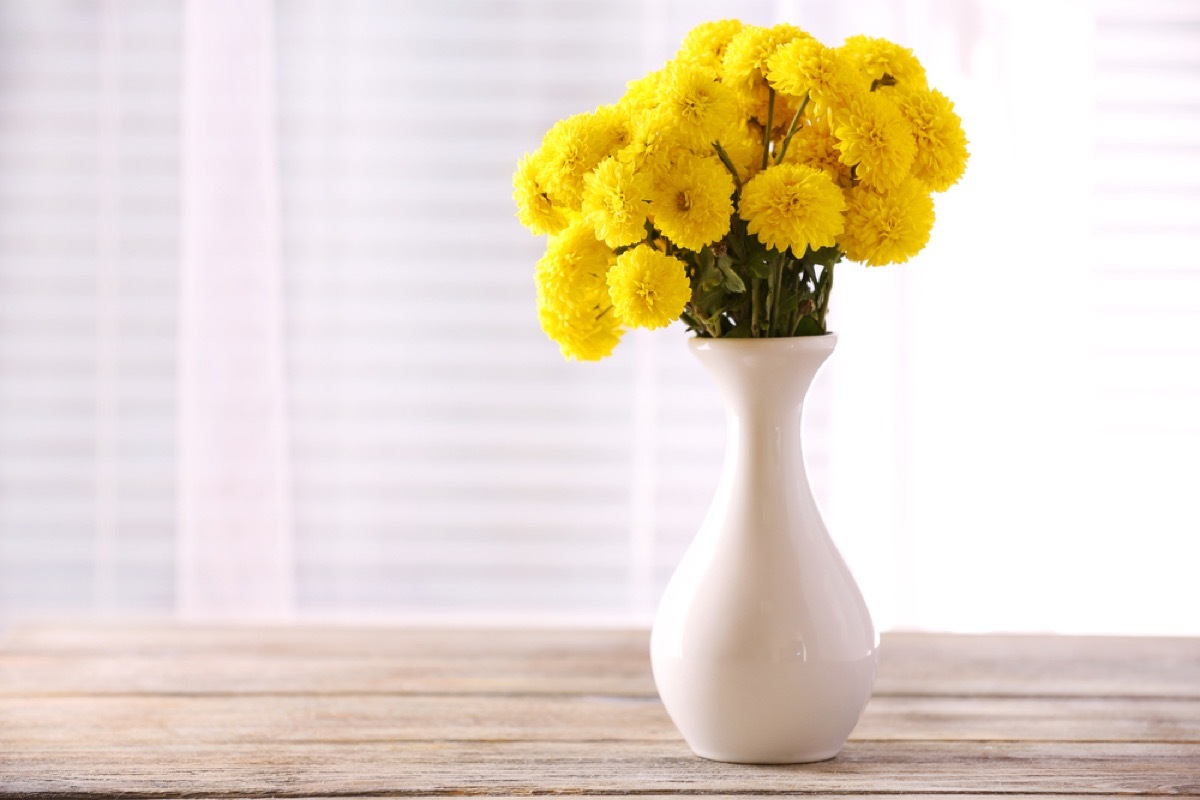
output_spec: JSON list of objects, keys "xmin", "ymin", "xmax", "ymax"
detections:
[
  {"xmin": 2, "ymin": 741, "xmax": 1199, "ymax": 796},
  {"xmin": 0, "ymin": 654, "xmax": 655, "ymax": 697},
  {"xmin": 877, "ymin": 632, "xmax": 1200, "ymax": 699},
  {"xmin": 0, "ymin": 626, "xmax": 649, "ymax": 659},
  {"xmin": 3, "ymin": 629, "xmax": 1199, "ymax": 699},
  {"xmin": 1, "ymin": 694, "xmax": 1197, "ymax": 746}
]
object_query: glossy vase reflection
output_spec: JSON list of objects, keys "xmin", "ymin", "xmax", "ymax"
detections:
[{"xmin": 651, "ymin": 335, "xmax": 878, "ymax": 764}]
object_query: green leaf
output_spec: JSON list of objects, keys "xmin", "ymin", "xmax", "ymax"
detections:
[
  {"xmin": 747, "ymin": 257, "xmax": 772, "ymax": 280},
  {"xmin": 793, "ymin": 314, "xmax": 825, "ymax": 337},
  {"xmin": 777, "ymin": 289, "xmax": 799, "ymax": 319},
  {"xmin": 723, "ymin": 320, "xmax": 753, "ymax": 338},
  {"xmin": 691, "ymin": 285, "xmax": 729, "ymax": 327},
  {"xmin": 808, "ymin": 245, "xmax": 843, "ymax": 268},
  {"xmin": 696, "ymin": 247, "xmax": 722, "ymax": 292},
  {"xmin": 739, "ymin": 232, "xmax": 775, "ymax": 280},
  {"xmin": 718, "ymin": 262, "xmax": 746, "ymax": 293},
  {"xmin": 726, "ymin": 219, "xmax": 748, "ymax": 260}
]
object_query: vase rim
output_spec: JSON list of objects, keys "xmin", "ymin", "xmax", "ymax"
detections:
[{"xmin": 689, "ymin": 333, "xmax": 838, "ymax": 352}]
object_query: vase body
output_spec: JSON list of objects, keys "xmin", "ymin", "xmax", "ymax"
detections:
[{"xmin": 651, "ymin": 335, "xmax": 878, "ymax": 764}]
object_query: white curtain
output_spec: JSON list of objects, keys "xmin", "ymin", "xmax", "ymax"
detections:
[{"xmin": 0, "ymin": 0, "xmax": 1196, "ymax": 633}]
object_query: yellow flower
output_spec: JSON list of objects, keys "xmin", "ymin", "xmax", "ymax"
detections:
[
  {"xmin": 537, "ymin": 296, "xmax": 624, "ymax": 362},
  {"xmin": 782, "ymin": 116, "xmax": 853, "ymax": 187},
  {"xmin": 593, "ymin": 103, "xmax": 636, "ymax": 158},
  {"xmin": 583, "ymin": 157, "xmax": 651, "ymax": 248},
  {"xmin": 839, "ymin": 179, "xmax": 935, "ymax": 266},
  {"xmin": 607, "ymin": 246, "xmax": 692, "ymax": 330},
  {"xmin": 536, "ymin": 218, "xmax": 612, "ymax": 300},
  {"xmin": 838, "ymin": 35, "xmax": 927, "ymax": 90},
  {"xmin": 658, "ymin": 63, "xmax": 740, "ymax": 148},
  {"xmin": 739, "ymin": 162, "xmax": 846, "ymax": 254},
  {"xmin": 677, "ymin": 19, "xmax": 744, "ymax": 71},
  {"xmin": 537, "ymin": 112, "xmax": 610, "ymax": 209},
  {"xmin": 721, "ymin": 23, "xmax": 810, "ymax": 123},
  {"xmin": 648, "ymin": 152, "xmax": 735, "ymax": 251},
  {"xmin": 834, "ymin": 91, "xmax": 916, "ymax": 190},
  {"xmin": 617, "ymin": 111, "xmax": 689, "ymax": 177},
  {"xmin": 535, "ymin": 219, "xmax": 623, "ymax": 361},
  {"xmin": 513, "ymin": 151, "xmax": 570, "ymax": 236},
  {"xmin": 766, "ymin": 38, "xmax": 865, "ymax": 115},
  {"xmin": 892, "ymin": 87, "xmax": 969, "ymax": 192},
  {"xmin": 624, "ymin": 66, "xmax": 669, "ymax": 111},
  {"xmin": 722, "ymin": 23, "xmax": 810, "ymax": 92}
]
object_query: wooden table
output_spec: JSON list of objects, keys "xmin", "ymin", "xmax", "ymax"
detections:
[{"xmin": 1, "ymin": 626, "xmax": 1198, "ymax": 797}]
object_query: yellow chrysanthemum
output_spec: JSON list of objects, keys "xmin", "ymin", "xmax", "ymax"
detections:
[
  {"xmin": 593, "ymin": 103, "xmax": 636, "ymax": 158},
  {"xmin": 721, "ymin": 23, "xmax": 810, "ymax": 92},
  {"xmin": 677, "ymin": 19, "xmax": 744, "ymax": 71},
  {"xmin": 535, "ymin": 220, "xmax": 623, "ymax": 361},
  {"xmin": 513, "ymin": 151, "xmax": 570, "ymax": 236},
  {"xmin": 536, "ymin": 218, "xmax": 612, "ymax": 300},
  {"xmin": 781, "ymin": 116, "xmax": 853, "ymax": 187},
  {"xmin": 721, "ymin": 23, "xmax": 810, "ymax": 123},
  {"xmin": 892, "ymin": 87, "xmax": 969, "ymax": 192},
  {"xmin": 766, "ymin": 38, "xmax": 865, "ymax": 115},
  {"xmin": 617, "ymin": 111, "xmax": 689, "ymax": 178},
  {"xmin": 537, "ymin": 294, "xmax": 624, "ymax": 361},
  {"xmin": 607, "ymin": 246, "xmax": 692, "ymax": 330},
  {"xmin": 658, "ymin": 63, "xmax": 740, "ymax": 148},
  {"xmin": 537, "ymin": 112, "xmax": 610, "ymax": 209},
  {"xmin": 582, "ymin": 156, "xmax": 651, "ymax": 248},
  {"xmin": 834, "ymin": 91, "xmax": 916, "ymax": 190},
  {"xmin": 624, "ymin": 66, "xmax": 669, "ymax": 111},
  {"xmin": 839, "ymin": 179, "xmax": 935, "ymax": 266},
  {"xmin": 838, "ymin": 35, "xmax": 928, "ymax": 90},
  {"xmin": 738, "ymin": 162, "xmax": 846, "ymax": 255},
  {"xmin": 648, "ymin": 153, "xmax": 734, "ymax": 251}
]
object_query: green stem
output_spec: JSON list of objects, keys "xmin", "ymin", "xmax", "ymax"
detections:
[
  {"xmin": 751, "ymin": 278, "xmax": 762, "ymax": 337},
  {"xmin": 770, "ymin": 253, "xmax": 786, "ymax": 337},
  {"xmin": 817, "ymin": 262, "xmax": 836, "ymax": 332},
  {"xmin": 711, "ymin": 141, "xmax": 743, "ymax": 193},
  {"xmin": 760, "ymin": 87, "xmax": 775, "ymax": 172},
  {"xmin": 775, "ymin": 92, "xmax": 811, "ymax": 166}
]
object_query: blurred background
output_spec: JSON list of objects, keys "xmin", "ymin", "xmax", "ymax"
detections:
[{"xmin": 0, "ymin": 0, "xmax": 1196, "ymax": 634}]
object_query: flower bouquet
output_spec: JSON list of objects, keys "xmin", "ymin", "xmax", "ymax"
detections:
[{"xmin": 513, "ymin": 19, "xmax": 967, "ymax": 360}]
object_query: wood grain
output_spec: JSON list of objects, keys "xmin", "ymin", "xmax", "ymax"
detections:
[
  {"xmin": 2, "ymin": 626, "xmax": 1199, "ymax": 798},
  {"xmin": 3, "ymin": 628, "xmax": 1198, "ymax": 698},
  {"xmin": 3, "ymin": 741, "xmax": 1200, "ymax": 796},
  {"xmin": 2, "ymin": 694, "xmax": 1198, "ymax": 746}
]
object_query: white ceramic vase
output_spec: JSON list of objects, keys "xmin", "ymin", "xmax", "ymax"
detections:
[{"xmin": 651, "ymin": 334, "xmax": 878, "ymax": 764}]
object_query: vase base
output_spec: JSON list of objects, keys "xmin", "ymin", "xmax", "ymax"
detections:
[{"xmin": 689, "ymin": 745, "xmax": 842, "ymax": 765}]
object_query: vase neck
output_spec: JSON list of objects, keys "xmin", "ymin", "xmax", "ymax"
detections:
[{"xmin": 690, "ymin": 336, "xmax": 836, "ymax": 417}]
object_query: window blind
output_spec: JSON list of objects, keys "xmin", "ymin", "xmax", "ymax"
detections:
[
  {"xmin": 0, "ymin": 0, "xmax": 1196, "ymax": 633},
  {"xmin": 1075, "ymin": 0, "xmax": 1200, "ymax": 632},
  {"xmin": 274, "ymin": 1, "xmax": 783, "ymax": 620},
  {"xmin": 0, "ymin": 1, "xmax": 181, "ymax": 618}
]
